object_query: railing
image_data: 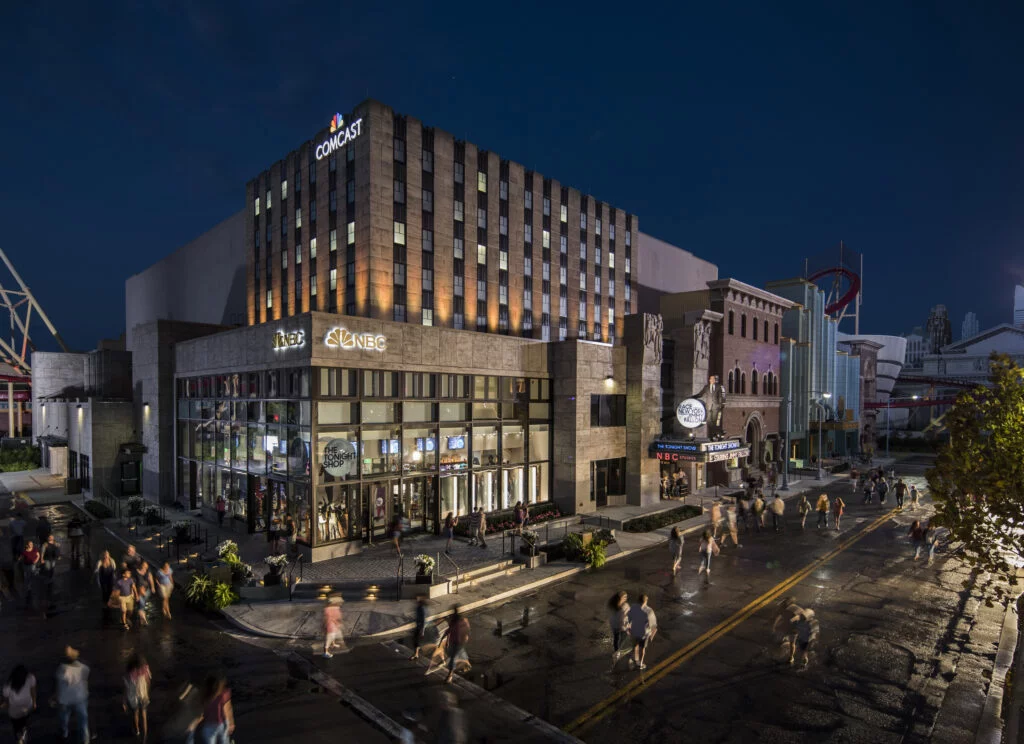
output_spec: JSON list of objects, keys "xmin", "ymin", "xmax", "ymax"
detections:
[
  {"xmin": 440, "ymin": 551, "xmax": 462, "ymax": 594},
  {"xmin": 288, "ymin": 554, "xmax": 304, "ymax": 601},
  {"xmin": 397, "ymin": 553, "xmax": 406, "ymax": 601}
]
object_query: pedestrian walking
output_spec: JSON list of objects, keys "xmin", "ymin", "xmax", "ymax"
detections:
[
  {"xmin": 35, "ymin": 515, "xmax": 52, "ymax": 545},
  {"xmin": 215, "ymin": 495, "xmax": 227, "ymax": 528},
  {"xmin": 627, "ymin": 593, "xmax": 658, "ymax": 671},
  {"xmin": 390, "ymin": 513, "xmax": 404, "ymax": 556},
  {"xmin": 909, "ymin": 484, "xmax": 920, "ymax": 509},
  {"xmin": 123, "ymin": 653, "xmax": 152, "ymax": 741},
  {"xmin": 67, "ymin": 516, "xmax": 85, "ymax": 565},
  {"xmin": 94, "ymin": 550, "xmax": 117, "ymax": 606},
  {"xmin": 198, "ymin": 675, "xmax": 235, "ymax": 744},
  {"xmin": 797, "ymin": 495, "xmax": 811, "ymax": 530},
  {"xmin": 42, "ymin": 533, "xmax": 61, "ymax": 577},
  {"xmin": 443, "ymin": 513, "xmax": 457, "ymax": 554},
  {"xmin": 156, "ymin": 561, "xmax": 174, "ymax": 620},
  {"xmin": 608, "ymin": 591, "xmax": 631, "ymax": 667},
  {"xmin": 9, "ymin": 513, "xmax": 26, "ymax": 561},
  {"xmin": 434, "ymin": 690, "xmax": 467, "ymax": 744},
  {"xmin": 710, "ymin": 501, "xmax": 723, "ymax": 539},
  {"xmin": 409, "ymin": 596, "xmax": 429, "ymax": 660},
  {"xmin": 876, "ymin": 478, "xmax": 889, "ymax": 506},
  {"xmin": 122, "ymin": 544, "xmax": 142, "ymax": 574},
  {"xmin": 513, "ymin": 501, "xmax": 526, "ymax": 534},
  {"xmin": 772, "ymin": 596, "xmax": 804, "ymax": 664},
  {"xmin": 862, "ymin": 478, "xmax": 874, "ymax": 504},
  {"xmin": 791, "ymin": 611, "xmax": 819, "ymax": 667},
  {"xmin": 444, "ymin": 607, "xmax": 471, "ymax": 684},
  {"xmin": 924, "ymin": 520, "xmax": 940, "ymax": 564},
  {"xmin": 895, "ymin": 479, "xmax": 908, "ymax": 509},
  {"xmin": 322, "ymin": 595, "xmax": 347, "ymax": 657},
  {"xmin": 113, "ymin": 568, "xmax": 138, "ymax": 629},
  {"xmin": 815, "ymin": 494, "xmax": 830, "ymax": 529},
  {"xmin": 53, "ymin": 646, "xmax": 90, "ymax": 744},
  {"xmin": 736, "ymin": 495, "xmax": 749, "ymax": 533},
  {"xmin": 269, "ymin": 516, "xmax": 282, "ymax": 554},
  {"xmin": 136, "ymin": 561, "xmax": 155, "ymax": 627},
  {"xmin": 2, "ymin": 664, "xmax": 36, "ymax": 744},
  {"xmin": 769, "ymin": 495, "xmax": 785, "ymax": 532},
  {"xmin": 832, "ymin": 496, "xmax": 846, "ymax": 531},
  {"xmin": 850, "ymin": 468, "xmax": 859, "ymax": 493},
  {"xmin": 909, "ymin": 520, "xmax": 926, "ymax": 560},
  {"xmin": 475, "ymin": 507, "xmax": 488, "ymax": 549},
  {"xmin": 697, "ymin": 530, "xmax": 720, "ymax": 585},
  {"xmin": 752, "ymin": 494, "xmax": 766, "ymax": 533},
  {"xmin": 722, "ymin": 506, "xmax": 742, "ymax": 548},
  {"xmin": 19, "ymin": 539, "xmax": 40, "ymax": 608},
  {"xmin": 668, "ymin": 527, "xmax": 684, "ymax": 575}
]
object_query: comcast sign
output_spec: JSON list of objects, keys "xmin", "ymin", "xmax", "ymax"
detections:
[{"xmin": 314, "ymin": 112, "xmax": 364, "ymax": 161}]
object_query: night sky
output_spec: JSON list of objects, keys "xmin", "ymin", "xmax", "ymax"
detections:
[{"xmin": 2, "ymin": 2, "xmax": 1023, "ymax": 353}]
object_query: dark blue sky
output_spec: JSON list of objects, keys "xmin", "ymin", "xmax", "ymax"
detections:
[{"xmin": 3, "ymin": 2, "xmax": 1023, "ymax": 352}]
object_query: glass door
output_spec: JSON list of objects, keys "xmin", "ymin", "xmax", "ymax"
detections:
[
  {"xmin": 440, "ymin": 474, "xmax": 469, "ymax": 520},
  {"xmin": 402, "ymin": 477, "xmax": 430, "ymax": 533},
  {"xmin": 363, "ymin": 481, "xmax": 391, "ymax": 543}
]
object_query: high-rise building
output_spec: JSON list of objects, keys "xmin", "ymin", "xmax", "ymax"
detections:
[
  {"xmin": 1015, "ymin": 285, "xmax": 1024, "ymax": 329},
  {"xmin": 903, "ymin": 326, "xmax": 926, "ymax": 368},
  {"xmin": 926, "ymin": 305, "xmax": 952, "ymax": 354},
  {"xmin": 961, "ymin": 311, "xmax": 979, "ymax": 341},
  {"xmin": 246, "ymin": 100, "xmax": 637, "ymax": 344}
]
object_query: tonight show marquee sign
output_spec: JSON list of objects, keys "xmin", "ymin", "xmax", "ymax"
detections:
[
  {"xmin": 314, "ymin": 112, "xmax": 364, "ymax": 161},
  {"xmin": 324, "ymin": 326, "xmax": 388, "ymax": 352},
  {"xmin": 676, "ymin": 398, "xmax": 707, "ymax": 429}
]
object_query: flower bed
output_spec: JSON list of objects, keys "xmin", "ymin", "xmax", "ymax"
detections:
[
  {"xmin": 453, "ymin": 503, "xmax": 562, "ymax": 536},
  {"xmin": 622, "ymin": 505, "xmax": 702, "ymax": 533}
]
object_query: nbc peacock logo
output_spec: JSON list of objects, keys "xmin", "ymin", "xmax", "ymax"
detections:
[
  {"xmin": 324, "ymin": 326, "xmax": 388, "ymax": 352},
  {"xmin": 329, "ymin": 113, "xmax": 344, "ymax": 133}
]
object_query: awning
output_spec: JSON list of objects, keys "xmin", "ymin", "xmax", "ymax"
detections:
[
  {"xmin": 38, "ymin": 435, "xmax": 68, "ymax": 446},
  {"xmin": 119, "ymin": 442, "xmax": 147, "ymax": 456}
]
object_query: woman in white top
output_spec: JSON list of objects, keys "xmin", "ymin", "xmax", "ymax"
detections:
[
  {"xmin": 2, "ymin": 664, "xmax": 36, "ymax": 744},
  {"xmin": 697, "ymin": 530, "xmax": 720, "ymax": 586},
  {"xmin": 668, "ymin": 528, "xmax": 684, "ymax": 576}
]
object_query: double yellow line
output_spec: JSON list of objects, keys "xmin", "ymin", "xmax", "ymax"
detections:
[{"xmin": 565, "ymin": 508, "xmax": 897, "ymax": 736}]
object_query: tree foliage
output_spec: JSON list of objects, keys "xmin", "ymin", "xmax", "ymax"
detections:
[{"xmin": 926, "ymin": 354, "xmax": 1024, "ymax": 599}]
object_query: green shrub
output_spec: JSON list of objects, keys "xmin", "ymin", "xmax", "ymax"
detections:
[
  {"xmin": 562, "ymin": 532, "xmax": 585, "ymax": 561},
  {"xmin": 184, "ymin": 574, "xmax": 213, "ymax": 606},
  {"xmin": 206, "ymin": 582, "xmax": 239, "ymax": 610},
  {"xmin": 581, "ymin": 540, "xmax": 608, "ymax": 569},
  {"xmin": 593, "ymin": 528, "xmax": 616, "ymax": 545},
  {"xmin": 0, "ymin": 446, "xmax": 40, "ymax": 472},
  {"xmin": 623, "ymin": 505, "xmax": 702, "ymax": 532},
  {"xmin": 84, "ymin": 500, "xmax": 112, "ymax": 519}
]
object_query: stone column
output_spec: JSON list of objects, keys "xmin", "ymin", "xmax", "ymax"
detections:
[{"xmin": 625, "ymin": 313, "xmax": 663, "ymax": 507}]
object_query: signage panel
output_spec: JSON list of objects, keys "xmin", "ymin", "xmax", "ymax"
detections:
[
  {"xmin": 322, "ymin": 438, "xmax": 357, "ymax": 477},
  {"xmin": 324, "ymin": 326, "xmax": 388, "ymax": 352},
  {"xmin": 272, "ymin": 330, "xmax": 305, "ymax": 351},
  {"xmin": 676, "ymin": 398, "xmax": 707, "ymax": 429}
]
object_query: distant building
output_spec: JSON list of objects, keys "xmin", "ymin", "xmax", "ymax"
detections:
[
  {"xmin": 903, "ymin": 326, "xmax": 926, "ymax": 369},
  {"xmin": 1015, "ymin": 285, "xmax": 1024, "ymax": 329},
  {"xmin": 926, "ymin": 305, "xmax": 952, "ymax": 354},
  {"xmin": 961, "ymin": 311, "xmax": 979, "ymax": 341},
  {"xmin": 634, "ymin": 233, "xmax": 718, "ymax": 314}
]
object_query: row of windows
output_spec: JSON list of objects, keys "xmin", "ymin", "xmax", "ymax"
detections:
[
  {"xmin": 726, "ymin": 369, "xmax": 779, "ymax": 396},
  {"xmin": 727, "ymin": 311, "xmax": 780, "ymax": 344}
]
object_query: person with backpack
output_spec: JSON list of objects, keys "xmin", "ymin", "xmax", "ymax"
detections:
[
  {"xmin": 876, "ymin": 478, "xmax": 889, "ymax": 506},
  {"xmin": 769, "ymin": 495, "xmax": 785, "ymax": 533},
  {"xmin": 815, "ymin": 494, "xmax": 830, "ymax": 529},
  {"xmin": 895, "ymin": 479, "xmax": 909, "ymax": 509}
]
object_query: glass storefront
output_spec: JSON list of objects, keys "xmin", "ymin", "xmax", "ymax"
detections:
[{"xmin": 176, "ymin": 369, "xmax": 552, "ymax": 550}]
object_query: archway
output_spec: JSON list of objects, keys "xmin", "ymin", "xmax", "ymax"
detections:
[{"xmin": 744, "ymin": 415, "xmax": 763, "ymax": 472}]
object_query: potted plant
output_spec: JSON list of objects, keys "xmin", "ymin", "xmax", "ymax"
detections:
[
  {"xmin": 216, "ymin": 540, "xmax": 240, "ymax": 563},
  {"xmin": 413, "ymin": 554, "xmax": 435, "ymax": 584},
  {"xmin": 264, "ymin": 554, "xmax": 289, "ymax": 586},
  {"xmin": 172, "ymin": 520, "xmax": 191, "ymax": 544},
  {"xmin": 126, "ymin": 496, "xmax": 145, "ymax": 517},
  {"xmin": 518, "ymin": 529, "xmax": 546, "ymax": 568}
]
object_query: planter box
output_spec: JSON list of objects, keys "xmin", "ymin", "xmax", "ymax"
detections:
[
  {"xmin": 237, "ymin": 585, "xmax": 289, "ymax": 602},
  {"xmin": 517, "ymin": 552, "xmax": 547, "ymax": 569},
  {"xmin": 401, "ymin": 579, "xmax": 450, "ymax": 599},
  {"xmin": 208, "ymin": 565, "xmax": 232, "ymax": 585},
  {"xmin": 414, "ymin": 574, "xmax": 432, "ymax": 584},
  {"xmin": 581, "ymin": 532, "xmax": 594, "ymax": 547}
]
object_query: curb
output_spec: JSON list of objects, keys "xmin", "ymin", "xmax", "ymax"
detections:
[{"xmin": 975, "ymin": 590, "xmax": 1022, "ymax": 744}]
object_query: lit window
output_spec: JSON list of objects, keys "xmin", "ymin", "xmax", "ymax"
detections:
[
  {"xmin": 394, "ymin": 222, "xmax": 406, "ymax": 245},
  {"xmin": 477, "ymin": 208, "xmax": 487, "ymax": 230},
  {"xmin": 310, "ymin": 276, "xmax": 317, "ymax": 296},
  {"xmin": 310, "ymin": 237, "xmax": 317, "ymax": 259},
  {"xmin": 254, "ymin": 198, "xmax": 260, "ymax": 216},
  {"xmin": 499, "ymin": 180, "xmax": 508, "ymax": 200},
  {"xmin": 580, "ymin": 272, "xmax": 586, "ymax": 290},
  {"xmin": 559, "ymin": 266, "xmax": 567, "ymax": 285},
  {"xmin": 580, "ymin": 241, "xmax": 587, "ymax": 261},
  {"xmin": 330, "ymin": 268, "xmax": 337, "ymax": 291},
  {"xmin": 266, "ymin": 190, "xmax": 272, "ymax": 209},
  {"xmin": 524, "ymin": 256, "xmax": 532, "ymax": 276},
  {"xmin": 525, "ymin": 224, "xmax": 532, "ymax": 243},
  {"xmin": 347, "ymin": 221, "xmax": 355, "ymax": 245},
  {"xmin": 560, "ymin": 235, "xmax": 567, "ymax": 254},
  {"xmin": 422, "ymin": 309, "xmax": 433, "ymax": 326},
  {"xmin": 609, "ymin": 224, "xmax": 615, "ymax": 240},
  {"xmin": 595, "ymin": 218, "xmax": 602, "ymax": 236},
  {"xmin": 499, "ymin": 251, "xmax": 508, "ymax": 271},
  {"xmin": 595, "ymin": 248, "xmax": 602, "ymax": 266},
  {"xmin": 542, "ymin": 230, "xmax": 550, "ymax": 249},
  {"xmin": 595, "ymin": 276, "xmax": 601, "ymax": 294},
  {"xmin": 281, "ymin": 180, "xmax": 288, "ymax": 200},
  {"xmin": 580, "ymin": 213, "xmax": 586, "ymax": 229},
  {"xmin": 477, "ymin": 171, "xmax": 487, "ymax": 192},
  {"xmin": 454, "ymin": 163, "xmax": 464, "ymax": 184},
  {"xmin": 625, "ymin": 230, "xmax": 631, "ymax": 247},
  {"xmin": 266, "ymin": 290, "xmax": 273, "ymax": 309},
  {"xmin": 477, "ymin": 244, "xmax": 487, "ymax": 264},
  {"xmin": 330, "ymin": 229, "xmax": 337, "ymax": 252},
  {"xmin": 525, "ymin": 191, "xmax": 533, "ymax": 210},
  {"xmin": 499, "ymin": 215, "xmax": 508, "ymax": 235},
  {"xmin": 543, "ymin": 197, "xmax": 551, "ymax": 216},
  {"xmin": 454, "ymin": 201, "xmax": 464, "ymax": 222},
  {"xmin": 609, "ymin": 252, "xmax": 615, "ymax": 269},
  {"xmin": 608, "ymin": 307, "xmax": 614, "ymax": 325},
  {"xmin": 542, "ymin": 263, "xmax": 550, "ymax": 281},
  {"xmin": 296, "ymin": 245, "xmax": 302, "ymax": 264},
  {"xmin": 454, "ymin": 238, "xmax": 464, "ymax": 259},
  {"xmin": 609, "ymin": 281, "xmax": 615, "ymax": 297},
  {"xmin": 500, "ymin": 285, "xmax": 508, "ymax": 304},
  {"xmin": 560, "ymin": 204, "xmax": 567, "ymax": 223},
  {"xmin": 295, "ymin": 208, "xmax": 302, "ymax": 228},
  {"xmin": 625, "ymin": 257, "xmax": 631, "ymax": 274}
]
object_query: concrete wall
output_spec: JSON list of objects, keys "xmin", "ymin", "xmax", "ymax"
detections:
[
  {"xmin": 125, "ymin": 210, "xmax": 247, "ymax": 351},
  {"xmin": 32, "ymin": 352, "xmax": 87, "ymax": 409},
  {"xmin": 132, "ymin": 320, "xmax": 231, "ymax": 504},
  {"xmin": 635, "ymin": 233, "xmax": 718, "ymax": 314}
]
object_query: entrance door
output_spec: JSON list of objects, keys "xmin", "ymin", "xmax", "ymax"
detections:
[
  {"xmin": 362, "ymin": 481, "xmax": 393, "ymax": 543},
  {"xmin": 402, "ymin": 477, "xmax": 433, "ymax": 533},
  {"xmin": 593, "ymin": 464, "xmax": 608, "ymax": 507}
]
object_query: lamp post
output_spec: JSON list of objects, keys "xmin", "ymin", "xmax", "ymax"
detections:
[
  {"xmin": 780, "ymin": 394, "xmax": 792, "ymax": 491},
  {"xmin": 812, "ymin": 393, "xmax": 832, "ymax": 481},
  {"xmin": 885, "ymin": 394, "xmax": 919, "ymax": 460}
]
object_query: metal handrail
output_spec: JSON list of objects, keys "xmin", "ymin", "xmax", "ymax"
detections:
[
  {"xmin": 440, "ymin": 551, "xmax": 462, "ymax": 594},
  {"xmin": 397, "ymin": 553, "xmax": 405, "ymax": 600},
  {"xmin": 288, "ymin": 554, "xmax": 304, "ymax": 601}
]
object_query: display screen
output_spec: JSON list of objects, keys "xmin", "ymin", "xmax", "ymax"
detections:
[
  {"xmin": 416, "ymin": 437, "xmax": 436, "ymax": 453},
  {"xmin": 447, "ymin": 435, "xmax": 466, "ymax": 450},
  {"xmin": 379, "ymin": 439, "xmax": 401, "ymax": 455}
]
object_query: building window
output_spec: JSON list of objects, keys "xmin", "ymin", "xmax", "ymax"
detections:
[
  {"xmin": 477, "ymin": 244, "xmax": 487, "ymax": 265},
  {"xmin": 499, "ymin": 215, "xmax": 508, "ymax": 235},
  {"xmin": 499, "ymin": 250, "xmax": 508, "ymax": 271},
  {"xmin": 454, "ymin": 201, "xmax": 464, "ymax": 222},
  {"xmin": 296, "ymin": 207, "xmax": 302, "ymax": 228},
  {"xmin": 423, "ymin": 308, "xmax": 433, "ymax": 326},
  {"xmin": 329, "ymin": 189, "xmax": 337, "ymax": 212},
  {"xmin": 525, "ymin": 190, "xmax": 533, "ymax": 210},
  {"xmin": 296, "ymin": 244, "xmax": 302, "ymax": 264},
  {"xmin": 330, "ymin": 229, "xmax": 337, "ymax": 252},
  {"xmin": 741, "ymin": 314, "xmax": 747, "ymax": 338},
  {"xmin": 393, "ymin": 138, "xmax": 405, "ymax": 162},
  {"xmin": 330, "ymin": 268, "xmax": 337, "ymax": 291},
  {"xmin": 542, "ymin": 230, "xmax": 550, "ymax": 249},
  {"xmin": 500, "ymin": 180, "xmax": 508, "ymax": 200},
  {"xmin": 310, "ymin": 236, "xmax": 317, "ymax": 259},
  {"xmin": 590, "ymin": 394, "xmax": 626, "ymax": 427},
  {"xmin": 394, "ymin": 222, "xmax": 406, "ymax": 245},
  {"xmin": 310, "ymin": 276, "xmax": 317, "ymax": 297},
  {"xmin": 595, "ymin": 247, "xmax": 601, "ymax": 266},
  {"xmin": 254, "ymin": 197, "xmax": 260, "ymax": 216},
  {"xmin": 422, "ymin": 150, "xmax": 433, "ymax": 172},
  {"xmin": 266, "ymin": 190, "xmax": 272, "ymax": 209},
  {"xmin": 560, "ymin": 204, "xmax": 567, "ymax": 223},
  {"xmin": 280, "ymin": 215, "xmax": 288, "ymax": 235},
  {"xmin": 266, "ymin": 290, "xmax": 273, "ymax": 309},
  {"xmin": 454, "ymin": 237, "xmax": 464, "ymax": 259},
  {"xmin": 594, "ymin": 276, "xmax": 601, "ymax": 294},
  {"xmin": 477, "ymin": 171, "xmax": 487, "ymax": 192},
  {"xmin": 281, "ymin": 250, "xmax": 287, "ymax": 269},
  {"xmin": 728, "ymin": 311, "xmax": 734, "ymax": 335},
  {"xmin": 525, "ymin": 224, "xmax": 532, "ymax": 244},
  {"xmin": 740, "ymin": 372, "xmax": 746, "ymax": 394},
  {"xmin": 752, "ymin": 317, "xmax": 758, "ymax": 341},
  {"xmin": 423, "ymin": 229, "xmax": 433, "ymax": 252},
  {"xmin": 542, "ymin": 197, "xmax": 551, "ymax": 216},
  {"xmin": 454, "ymin": 162, "xmax": 464, "ymax": 184},
  {"xmin": 477, "ymin": 208, "xmax": 487, "ymax": 230},
  {"xmin": 346, "ymin": 180, "xmax": 355, "ymax": 203},
  {"xmin": 310, "ymin": 201, "xmax": 317, "ymax": 223},
  {"xmin": 625, "ymin": 230, "xmax": 631, "ymax": 247},
  {"xmin": 559, "ymin": 235, "xmax": 567, "ymax": 254},
  {"xmin": 454, "ymin": 275, "xmax": 464, "ymax": 296},
  {"xmin": 393, "ymin": 180, "xmax": 406, "ymax": 204},
  {"xmin": 727, "ymin": 371, "xmax": 734, "ymax": 394},
  {"xmin": 423, "ymin": 189, "xmax": 433, "ymax": 212},
  {"xmin": 751, "ymin": 371, "xmax": 759, "ymax": 395},
  {"xmin": 774, "ymin": 323, "xmax": 779, "ymax": 344},
  {"xmin": 348, "ymin": 221, "xmax": 355, "ymax": 245},
  {"xmin": 281, "ymin": 180, "xmax": 288, "ymax": 200},
  {"xmin": 579, "ymin": 272, "xmax": 586, "ymax": 291},
  {"xmin": 595, "ymin": 218, "xmax": 602, "ymax": 236}
]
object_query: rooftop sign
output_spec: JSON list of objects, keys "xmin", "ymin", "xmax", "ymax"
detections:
[{"xmin": 315, "ymin": 112, "xmax": 364, "ymax": 161}]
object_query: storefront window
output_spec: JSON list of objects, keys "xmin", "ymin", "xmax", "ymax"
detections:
[
  {"xmin": 316, "ymin": 429, "xmax": 359, "ymax": 482},
  {"xmin": 440, "ymin": 402, "xmax": 469, "ymax": 422},
  {"xmin": 529, "ymin": 402, "xmax": 551, "ymax": 419},
  {"xmin": 266, "ymin": 370, "xmax": 281, "ymax": 398},
  {"xmin": 267, "ymin": 425, "xmax": 287, "ymax": 474},
  {"xmin": 529, "ymin": 424, "xmax": 550, "ymax": 463},
  {"xmin": 247, "ymin": 401, "xmax": 265, "ymax": 423},
  {"xmin": 360, "ymin": 428, "xmax": 401, "ymax": 475},
  {"xmin": 529, "ymin": 379, "xmax": 551, "ymax": 401},
  {"xmin": 266, "ymin": 401, "xmax": 286, "ymax": 425},
  {"xmin": 178, "ymin": 422, "xmax": 190, "ymax": 458},
  {"xmin": 201, "ymin": 425, "xmax": 215, "ymax": 460},
  {"xmin": 402, "ymin": 427, "xmax": 437, "ymax": 473},
  {"xmin": 361, "ymin": 402, "xmax": 396, "ymax": 423},
  {"xmin": 318, "ymin": 401, "xmax": 356, "ymax": 425},
  {"xmin": 217, "ymin": 421, "xmax": 230, "ymax": 465},
  {"xmin": 474, "ymin": 470, "xmax": 497, "ymax": 511},
  {"xmin": 286, "ymin": 427, "xmax": 311, "ymax": 478},
  {"xmin": 230, "ymin": 423, "xmax": 244, "ymax": 470},
  {"xmin": 473, "ymin": 376, "xmax": 498, "ymax": 400},
  {"xmin": 288, "ymin": 482, "xmax": 312, "ymax": 544},
  {"xmin": 403, "ymin": 402, "xmax": 434, "ymax": 422},
  {"xmin": 502, "ymin": 467, "xmax": 523, "ymax": 509},
  {"xmin": 316, "ymin": 484, "xmax": 360, "ymax": 543},
  {"xmin": 247, "ymin": 425, "xmax": 267, "ymax": 474},
  {"xmin": 440, "ymin": 473, "xmax": 469, "ymax": 517},
  {"xmin": 528, "ymin": 461, "xmax": 549, "ymax": 505},
  {"xmin": 502, "ymin": 424, "xmax": 525, "ymax": 465},
  {"xmin": 472, "ymin": 402, "xmax": 499, "ymax": 419},
  {"xmin": 230, "ymin": 473, "xmax": 246, "ymax": 520},
  {"xmin": 440, "ymin": 427, "xmax": 469, "ymax": 473},
  {"xmin": 472, "ymin": 425, "xmax": 498, "ymax": 468},
  {"xmin": 252, "ymin": 478, "xmax": 267, "ymax": 531},
  {"xmin": 268, "ymin": 480, "xmax": 287, "ymax": 530}
]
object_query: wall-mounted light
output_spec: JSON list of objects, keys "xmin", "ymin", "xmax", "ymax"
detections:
[
  {"xmin": 76, "ymin": 404, "xmax": 83, "ymax": 410},
  {"xmin": 604, "ymin": 375, "xmax": 614, "ymax": 388},
  {"xmin": 143, "ymin": 402, "xmax": 150, "ymax": 409}
]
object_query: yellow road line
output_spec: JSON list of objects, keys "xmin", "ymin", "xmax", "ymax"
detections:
[{"xmin": 565, "ymin": 508, "xmax": 897, "ymax": 736}]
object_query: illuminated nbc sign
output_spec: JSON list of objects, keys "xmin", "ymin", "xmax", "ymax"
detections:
[
  {"xmin": 324, "ymin": 326, "xmax": 387, "ymax": 352},
  {"xmin": 316, "ymin": 111, "xmax": 364, "ymax": 161}
]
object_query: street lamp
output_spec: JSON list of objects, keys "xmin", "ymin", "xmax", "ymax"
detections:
[
  {"xmin": 780, "ymin": 393, "xmax": 792, "ymax": 491},
  {"xmin": 885, "ymin": 394, "xmax": 919, "ymax": 461},
  {"xmin": 812, "ymin": 393, "xmax": 832, "ymax": 481}
]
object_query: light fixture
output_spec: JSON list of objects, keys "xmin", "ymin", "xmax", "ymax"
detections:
[
  {"xmin": 604, "ymin": 375, "xmax": 614, "ymax": 387},
  {"xmin": 912, "ymin": 395, "xmax": 919, "ymax": 400},
  {"xmin": 143, "ymin": 402, "xmax": 150, "ymax": 408},
  {"xmin": 76, "ymin": 404, "xmax": 83, "ymax": 410}
]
